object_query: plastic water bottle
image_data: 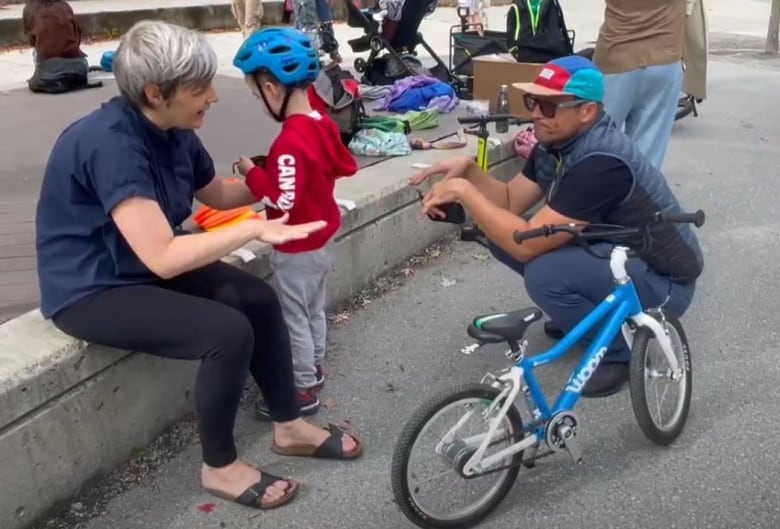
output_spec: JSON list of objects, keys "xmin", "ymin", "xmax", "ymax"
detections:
[{"xmin": 495, "ymin": 84, "xmax": 510, "ymax": 133}]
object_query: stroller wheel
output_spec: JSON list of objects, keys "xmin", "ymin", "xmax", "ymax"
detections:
[
  {"xmin": 354, "ymin": 58, "xmax": 367, "ymax": 73},
  {"xmin": 369, "ymin": 36, "xmax": 383, "ymax": 52}
]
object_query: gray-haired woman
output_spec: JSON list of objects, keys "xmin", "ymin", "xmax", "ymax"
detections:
[{"xmin": 35, "ymin": 20, "xmax": 363, "ymax": 511}]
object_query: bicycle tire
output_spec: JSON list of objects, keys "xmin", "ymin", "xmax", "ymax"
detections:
[
  {"xmin": 391, "ymin": 383, "xmax": 525, "ymax": 529},
  {"xmin": 629, "ymin": 313, "xmax": 692, "ymax": 445}
]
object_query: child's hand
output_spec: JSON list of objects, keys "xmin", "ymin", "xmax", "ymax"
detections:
[{"xmin": 235, "ymin": 155, "xmax": 256, "ymax": 176}]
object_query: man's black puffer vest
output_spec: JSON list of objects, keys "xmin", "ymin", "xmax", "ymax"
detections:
[{"xmin": 533, "ymin": 112, "xmax": 704, "ymax": 284}]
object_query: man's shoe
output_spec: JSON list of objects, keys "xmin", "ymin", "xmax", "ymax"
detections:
[
  {"xmin": 544, "ymin": 320, "xmax": 565, "ymax": 339},
  {"xmin": 580, "ymin": 363, "xmax": 629, "ymax": 398}
]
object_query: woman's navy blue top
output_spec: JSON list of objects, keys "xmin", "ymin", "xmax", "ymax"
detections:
[{"xmin": 35, "ymin": 96, "xmax": 215, "ymax": 319}]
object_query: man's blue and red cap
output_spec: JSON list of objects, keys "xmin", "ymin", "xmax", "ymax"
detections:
[{"xmin": 514, "ymin": 55, "xmax": 604, "ymax": 102}]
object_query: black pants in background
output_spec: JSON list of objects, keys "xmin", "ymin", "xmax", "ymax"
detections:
[{"xmin": 53, "ymin": 261, "xmax": 300, "ymax": 468}]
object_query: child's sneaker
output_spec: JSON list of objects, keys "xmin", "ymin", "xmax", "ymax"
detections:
[
  {"xmin": 313, "ymin": 364, "xmax": 326, "ymax": 391},
  {"xmin": 254, "ymin": 387, "xmax": 321, "ymax": 421}
]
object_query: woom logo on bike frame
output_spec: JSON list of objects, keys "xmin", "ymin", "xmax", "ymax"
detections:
[{"xmin": 565, "ymin": 346, "xmax": 607, "ymax": 393}]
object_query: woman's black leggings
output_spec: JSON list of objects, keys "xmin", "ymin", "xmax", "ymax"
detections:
[{"xmin": 53, "ymin": 261, "xmax": 301, "ymax": 468}]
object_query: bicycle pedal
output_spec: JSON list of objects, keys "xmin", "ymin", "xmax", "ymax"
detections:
[{"xmin": 560, "ymin": 426, "xmax": 582, "ymax": 464}]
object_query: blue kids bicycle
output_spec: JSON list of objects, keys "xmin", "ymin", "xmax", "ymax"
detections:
[{"xmin": 390, "ymin": 209, "xmax": 705, "ymax": 529}]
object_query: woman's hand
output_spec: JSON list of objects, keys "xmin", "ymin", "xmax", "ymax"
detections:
[{"xmin": 251, "ymin": 213, "xmax": 327, "ymax": 244}]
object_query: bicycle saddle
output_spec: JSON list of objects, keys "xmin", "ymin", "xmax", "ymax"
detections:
[{"xmin": 467, "ymin": 307, "xmax": 543, "ymax": 344}]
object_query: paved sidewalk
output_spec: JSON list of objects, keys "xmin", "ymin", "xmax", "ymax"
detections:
[{"xmin": 24, "ymin": 56, "xmax": 780, "ymax": 528}]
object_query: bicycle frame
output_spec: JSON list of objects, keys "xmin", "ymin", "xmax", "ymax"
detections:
[{"xmin": 455, "ymin": 246, "xmax": 684, "ymax": 476}]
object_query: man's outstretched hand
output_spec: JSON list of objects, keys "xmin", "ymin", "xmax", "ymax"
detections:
[{"xmin": 408, "ymin": 155, "xmax": 475, "ymax": 186}]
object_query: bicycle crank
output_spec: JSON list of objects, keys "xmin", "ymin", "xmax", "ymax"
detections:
[{"xmin": 545, "ymin": 411, "xmax": 583, "ymax": 464}]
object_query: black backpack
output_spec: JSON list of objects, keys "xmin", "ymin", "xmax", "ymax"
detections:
[
  {"xmin": 506, "ymin": 0, "xmax": 574, "ymax": 64},
  {"xmin": 309, "ymin": 62, "xmax": 366, "ymax": 146},
  {"xmin": 28, "ymin": 57, "xmax": 103, "ymax": 94}
]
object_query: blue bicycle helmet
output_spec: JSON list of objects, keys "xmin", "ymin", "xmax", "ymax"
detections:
[
  {"xmin": 100, "ymin": 50, "xmax": 115, "ymax": 72},
  {"xmin": 232, "ymin": 27, "xmax": 319, "ymax": 86}
]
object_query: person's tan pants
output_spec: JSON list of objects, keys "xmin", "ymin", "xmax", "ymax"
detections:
[{"xmin": 232, "ymin": 0, "xmax": 264, "ymax": 37}]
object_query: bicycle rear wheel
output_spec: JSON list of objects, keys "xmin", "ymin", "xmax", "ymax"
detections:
[
  {"xmin": 629, "ymin": 313, "xmax": 692, "ymax": 445},
  {"xmin": 390, "ymin": 383, "xmax": 525, "ymax": 529}
]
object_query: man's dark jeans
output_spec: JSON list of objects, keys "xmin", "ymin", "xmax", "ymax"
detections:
[{"xmin": 487, "ymin": 241, "xmax": 696, "ymax": 362}]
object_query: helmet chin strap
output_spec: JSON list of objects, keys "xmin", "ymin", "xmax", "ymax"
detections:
[{"xmin": 257, "ymin": 81, "xmax": 293, "ymax": 123}]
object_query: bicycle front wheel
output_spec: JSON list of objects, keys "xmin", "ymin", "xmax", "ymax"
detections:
[
  {"xmin": 629, "ymin": 314, "xmax": 692, "ymax": 445},
  {"xmin": 390, "ymin": 383, "xmax": 525, "ymax": 529}
]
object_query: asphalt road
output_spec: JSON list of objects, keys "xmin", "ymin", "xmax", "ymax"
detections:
[{"xmin": 26, "ymin": 54, "xmax": 780, "ymax": 529}]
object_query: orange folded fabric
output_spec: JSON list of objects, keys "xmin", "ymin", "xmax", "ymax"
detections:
[{"xmin": 192, "ymin": 178, "xmax": 261, "ymax": 232}]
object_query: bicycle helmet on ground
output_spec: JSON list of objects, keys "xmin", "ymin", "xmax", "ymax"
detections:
[{"xmin": 233, "ymin": 27, "xmax": 320, "ymax": 87}]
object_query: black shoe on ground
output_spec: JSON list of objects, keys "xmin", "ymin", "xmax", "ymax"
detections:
[
  {"xmin": 544, "ymin": 320, "xmax": 565, "ymax": 339},
  {"xmin": 580, "ymin": 362, "xmax": 629, "ymax": 398}
]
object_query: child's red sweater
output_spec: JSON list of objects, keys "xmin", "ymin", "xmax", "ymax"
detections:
[{"xmin": 245, "ymin": 111, "xmax": 358, "ymax": 253}]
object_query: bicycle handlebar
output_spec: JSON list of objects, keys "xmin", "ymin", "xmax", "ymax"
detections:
[
  {"xmin": 512, "ymin": 209, "xmax": 706, "ymax": 259},
  {"xmin": 457, "ymin": 114, "xmax": 532, "ymax": 126},
  {"xmin": 653, "ymin": 209, "xmax": 705, "ymax": 227}
]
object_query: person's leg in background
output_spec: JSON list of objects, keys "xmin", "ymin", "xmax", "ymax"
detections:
[
  {"xmin": 244, "ymin": 0, "xmax": 263, "ymax": 37},
  {"xmin": 293, "ymin": 0, "xmax": 322, "ymax": 53},
  {"xmin": 231, "ymin": 0, "xmax": 246, "ymax": 37},
  {"xmin": 283, "ymin": 0, "xmax": 294, "ymax": 23},
  {"xmin": 601, "ymin": 68, "xmax": 640, "ymax": 131},
  {"xmin": 623, "ymin": 61, "xmax": 684, "ymax": 169},
  {"xmin": 231, "ymin": 0, "xmax": 263, "ymax": 38},
  {"xmin": 314, "ymin": 0, "xmax": 342, "ymax": 62}
]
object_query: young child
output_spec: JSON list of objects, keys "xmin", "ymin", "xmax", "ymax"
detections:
[{"xmin": 233, "ymin": 28, "xmax": 358, "ymax": 418}]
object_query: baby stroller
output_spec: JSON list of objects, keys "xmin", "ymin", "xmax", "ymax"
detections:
[{"xmin": 345, "ymin": 0, "xmax": 465, "ymax": 92}]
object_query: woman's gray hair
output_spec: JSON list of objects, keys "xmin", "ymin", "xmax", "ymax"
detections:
[{"xmin": 113, "ymin": 20, "xmax": 218, "ymax": 107}]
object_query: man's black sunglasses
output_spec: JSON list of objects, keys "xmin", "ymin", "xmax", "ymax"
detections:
[{"xmin": 522, "ymin": 94, "xmax": 591, "ymax": 118}]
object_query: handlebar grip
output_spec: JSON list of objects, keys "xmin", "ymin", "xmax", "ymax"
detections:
[
  {"xmin": 513, "ymin": 226, "xmax": 547, "ymax": 244},
  {"xmin": 657, "ymin": 209, "xmax": 706, "ymax": 227}
]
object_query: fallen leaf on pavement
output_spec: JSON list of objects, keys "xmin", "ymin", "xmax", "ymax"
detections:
[{"xmin": 440, "ymin": 277, "xmax": 456, "ymax": 287}]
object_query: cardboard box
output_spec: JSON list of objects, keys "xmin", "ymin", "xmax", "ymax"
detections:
[{"xmin": 471, "ymin": 54, "xmax": 543, "ymax": 120}]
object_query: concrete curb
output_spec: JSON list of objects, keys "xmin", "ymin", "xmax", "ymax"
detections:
[
  {"xmin": 0, "ymin": 0, "xmax": 512, "ymax": 48},
  {"xmin": 0, "ymin": 133, "xmax": 524, "ymax": 529}
]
